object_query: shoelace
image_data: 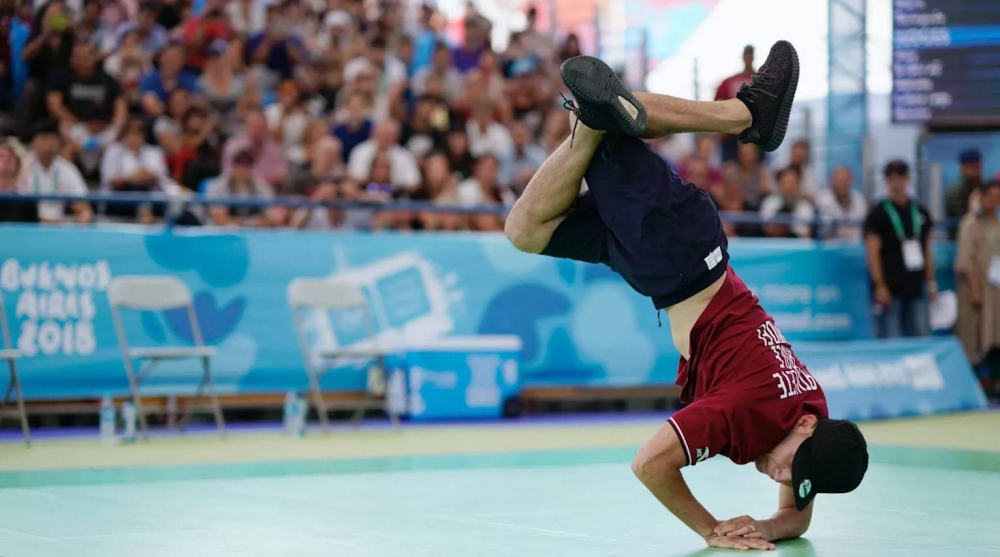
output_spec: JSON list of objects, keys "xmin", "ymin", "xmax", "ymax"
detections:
[
  {"xmin": 560, "ymin": 92, "xmax": 581, "ymax": 148},
  {"xmin": 739, "ymin": 68, "xmax": 778, "ymax": 100}
]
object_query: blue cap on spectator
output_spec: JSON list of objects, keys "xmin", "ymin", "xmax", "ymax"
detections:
[{"xmin": 960, "ymin": 149, "xmax": 982, "ymax": 165}]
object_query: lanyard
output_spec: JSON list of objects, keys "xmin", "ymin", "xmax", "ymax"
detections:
[
  {"xmin": 32, "ymin": 165, "xmax": 59, "ymax": 195},
  {"xmin": 882, "ymin": 200, "xmax": 920, "ymax": 240}
]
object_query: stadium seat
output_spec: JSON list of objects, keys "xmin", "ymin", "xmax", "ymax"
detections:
[
  {"xmin": 286, "ymin": 278, "xmax": 399, "ymax": 430},
  {"xmin": 108, "ymin": 276, "xmax": 226, "ymax": 438},
  {"xmin": 0, "ymin": 296, "xmax": 30, "ymax": 445}
]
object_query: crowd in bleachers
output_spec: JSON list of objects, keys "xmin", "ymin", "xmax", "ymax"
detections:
[{"xmin": 0, "ymin": 0, "xmax": 872, "ymax": 236}]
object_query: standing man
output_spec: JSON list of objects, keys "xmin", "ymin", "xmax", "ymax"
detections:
[
  {"xmin": 945, "ymin": 149, "xmax": 984, "ymax": 238},
  {"xmin": 864, "ymin": 160, "xmax": 937, "ymax": 338},
  {"xmin": 505, "ymin": 43, "xmax": 869, "ymax": 550},
  {"xmin": 714, "ymin": 45, "xmax": 755, "ymax": 163}
]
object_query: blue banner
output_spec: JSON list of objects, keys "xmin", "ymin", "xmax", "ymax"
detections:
[
  {"xmin": 0, "ymin": 225, "xmax": 959, "ymax": 399},
  {"xmin": 799, "ymin": 337, "xmax": 986, "ymax": 420}
]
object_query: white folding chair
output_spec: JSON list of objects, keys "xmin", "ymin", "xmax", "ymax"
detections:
[
  {"xmin": 109, "ymin": 276, "xmax": 225, "ymax": 438},
  {"xmin": 0, "ymin": 295, "xmax": 30, "ymax": 445},
  {"xmin": 287, "ymin": 278, "xmax": 399, "ymax": 430}
]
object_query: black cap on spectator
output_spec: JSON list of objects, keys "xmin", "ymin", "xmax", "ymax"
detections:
[
  {"xmin": 32, "ymin": 119, "xmax": 60, "ymax": 139},
  {"xmin": 883, "ymin": 160, "xmax": 910, "ymax": 177},
  {"xmin": 960, "ymin": 149, "xmax": 982, "ymax": 165}
]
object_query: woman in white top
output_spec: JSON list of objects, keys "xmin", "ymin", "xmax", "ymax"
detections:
[
  {"xmin": 759, "ymin": 166, "xmax": 817, "ymax": 239},
  {"xmin": 99, "ymin": 117, "xmax": 168, "ymax": 222}
]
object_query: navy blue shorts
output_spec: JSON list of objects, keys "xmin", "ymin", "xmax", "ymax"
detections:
[{"xmin": 541, "ymin": 136, "xmax": 729, "ymax": 309}]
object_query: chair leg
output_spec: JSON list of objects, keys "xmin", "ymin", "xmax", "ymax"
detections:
[
  {"xmin": 124, "ymin": 358, "xmax": 150, "ymax": 440},
  {"xmin": 202, "ymin": 357, "xmax": 226, "ymax": 437},
  {"xmin": 307, "ymin": 366, "xmax": 330, "ymax": 431},
  {"xmin": 9, "ymin": 363, "xmax": 30, "ymax": 446}
]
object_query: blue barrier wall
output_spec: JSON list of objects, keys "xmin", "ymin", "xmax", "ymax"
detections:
[{"xmin": 0, "ymin": 225, "xmax": 960, "ymax": 401}]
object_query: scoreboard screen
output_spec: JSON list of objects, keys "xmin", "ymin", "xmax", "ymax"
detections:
[{"xmin": 892, "ymin": 0, "xmax": 1000, "ymax": 127}]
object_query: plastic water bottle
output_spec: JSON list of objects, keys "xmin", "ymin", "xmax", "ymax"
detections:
[
  {"xmin": 99, "ymin": 395, "xmax": 117, "ymax": 445},
  {"xmin": 121, "ymin": 400, "xmax": 137, "ymax": 444},
  {"xmin": 283, "ymin": 392, "xmax": 305, "ymax": 437}
]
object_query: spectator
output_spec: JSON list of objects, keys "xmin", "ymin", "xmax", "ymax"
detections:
[
  {"xmin": 787, "ymin": 139, "xmax": 818, "ymax": 197},
  {"xmin": 206, "ymin": 148, "xmax": 276, "ymax": 227},
  {"xmin": 46, "ymin": 42, "xmax": 126, "ymax": 136},
  {"xmin": 502, "ymin": 119, "xmax": 546, "ymax": 194},
  {"xmin": 221, "ymin": 110, "xmax": 288, "ymax": 189},
  {"xmin": 520, "ymin": 7, "xmax": 554, "ymax": 63},
  {"xmin": 466, "ymin": 98, "xmax": 513, "ymax": 160},
  {"xmin": 945, "ymin": 149, "xmax": 985, "ymax": 237},
  {"xmin": 247, "ymin": 1, "xmax": 306, "ymax": 81},
  {"xmin": 445, "ymin": 126, "xmax": 476, "ymax": 179},
  {"xmin": 347, "ymin": 119, "xmax": 420, "ymax": 191},
  {"xmin": 181, "ymin": 1, "xmax": 231, "ymax": 72},
  {"xmin": 413, "ymin": 41, "xmax": 463, "ymax": 101},
  {"xmin": 64, "ymin": 107, "xmax": 116, "ymax": 184},
  {"xmin": 103, "ymin": 29, "xmax": 150, "ymax": 107},
  {"xmin": 153, "ymin": 87, "xmax": 192, "ymax": 154},
  {"xmin": 759, "ymin": 166, "xmax": 816, "ymax": 239},
  {"xmin": 714, "ymin": 45, "xmax": 755, "ymax": 162},
  {"xmin": 76, "ymin": 0, "xmax": 114, "ymax": 57},
  {"xmin": 557, "ymin": 33, "xmax": 581, "ymax": 64},
  {"xmin": 344, "ymin": 35, "xmax": 406, "ymax": 87},
  {"xmin": 816, "ymin": 165, "xmax": 868, "ymax": 240},
  {"xmin": 0, "ymin": 140, "xmax": 37, "ymax": 222},
  {"xmin": 332, "ymin": 90, "xmax": 373, "ymax": 161},
  {"xmin": 113, "ymin": 0, "xmax": 168, "ymax": 57},
  {"xmin": 197, "ymin": 39, "xmax": 247, "ymax": 136},
  {"xmin": 955, "ymin": 180, "xmax": 1000, "ymax": 397},
  {"xmin": 400, "ymin": 94, "xmax": 448, "ymax": 159},
  {"xmin": 265, "ymin": 80, "xmax": 315, "ymax": 165},
  {"xmin": 453, "ymin": 25, "xmax": 485, "ymax": 72},
  {"xmin": 17, "ymin": 120, "xmax": 92, "ymax": 224},
  {"xmin": 0, "ymin": 1, "xmax": 16, "ymax": 111},
  {"xmin": 99, "ymin": 116, "xmax": 169, "ymax": 222},
  {"xmin": 683, "ymin": 156, "xmax": 721, "ymax": 197},
  {"xmin": 226, "ymin": 0, "xmax": 264, "ymax": 36},
  {"xmin": 15, "ymin": 1, "xmax": 76, "ymax": 139},
  {"xmin": 540, "ymin": 108, "xmax": 570, "ymax": 153},
  {"xmin": 711, "ymin": 163, "xmax": 762, "ymax": 238},
  {"xmin": 409, "ymin": 2, "xmax": 442, "ymax": 74},
  {"xmin": 286, "ymin": 122, "xmax": 342, "ymax": 196},
  {"xmin": 457, "ymin": 153, "xmax": 513, "ymax": 208},
  {"xmin": 139, "ymin": 41, "xmax": 199, "ymax": 117},
  {"xmin": 864, "ymin": 160, "xmax": 936, "ymax": 338},
  {"xmin": 732, "ymin": 142, "xmax": 771, "ymax": 201}
]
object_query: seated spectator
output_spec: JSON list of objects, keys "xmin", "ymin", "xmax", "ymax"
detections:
[
  {"xmin": 502, "ymin": 119, "xmax": 546, "ymax": 195},
  {"xmin": 816, "ymin": 165, "xmax": 868, "ymax": 240},
  {"xmin": 466, "ymin": 98, "xmax": 513, "ymax": 160},
  {"xmin": 347, "ymin": 119, "xmax": 420, "ymax": 191},
  {"xmin": 103, "ymin": 29, "xmax": 151, "ymax": 108},
  {"xmin": 45, "ymin": 42, "xmax": 126, "ymax": 136},
  {"xmin": 247, "ymin": 1, "xmax": 306, "ymax": 81},
  {"xmin": 507, "ymin": 72, "xmax": 544, "ymax": 131},
  {"xmin": 456, "ymin": 154, "xmax": 513, "ymax": 209},
  {"xmin": 197, "ymin": 40, "xmax": 250, "ymax": 137},
  {"xmin": 139, "ymin": 41, "xmax": 199, "ymax": 117},
  {"xmin": 113, "ymin": 1, "xmax": 168, "ymax": 58},
  {"xmin": 684, "ymin": 156, "xmax": 722, "ymax": 196},
  {"xmin": 265, "ymin": 80, "xmax": 315, "ymax": 165},
  {"xmin": 679, "ymin": 134, "xmax": 723, "ymax": 183},
  {"xmin": 181, "ymin": 1, "xmax": 232, "ymax": 72},
  {"xmin": 15, "ymin": 1, "xmax": 76, "ymax": 140},
  {"xmin": 64, "ymin": 108, "xmax": 117, "ymax": 185},
  {"xmin": 77, "ymin": 0, "xmax": 114, "ymax": 58},
  {"xmin": 0, "ymin": 3, "xmax": 16, "ymax": 111},
  {"xmin": 558, "ymin": 33, "xmax": 582, "ymax": 64},
  {"xmin": 788, "ymin": 139, "xmax": 819, "ymax": 198},
  {"xmin": 759, "ymin": 166, "xmax": 816, "ymax": 239},
  {"xmin": 332, "ymin": 91, "xmax": 373, "ymax": 161},
  {"xmin": 0, "ymin": 140, "xmax": 37, "ymax": 223},
  {"xmin": 17, "ymin": 120, "xmax": 92, "ymax": 224},
  {"xmin": 712, "ymin": 163, "xmax": 763, "ymax": 238},
  {"xmin": 446, "ymin": 126, "xmax": 476, "ymax": 180},
  {"xmin": 287, "ymin": 129, "xmax": 343, "ymax": 196},
  {"xmin": 153, "ymin": 88, "xmax": 193, "ymax": 154},
  {"xmin": 221, "ymin": 110, "xmax": 288, "ymax": 190},
  {"xmin": 169, "ymin": 108, "xmax": 223, "ymax": 189},
  {"xmin": 344, "ymin": 35, "xmax": 406, "ymax": 87},
  {"xmin": 540, "ymin": 108, "xmax": 570, "ymax": 154},
  {"xmin": 400, "ymin": 94, "xmax": 448, "ymax": 160},
  {"xmin": 734, "ymin": 142, "xmax": 772, "ymax": 201},
  {"xmin": 413, "ymin": 42, "xmax": 463, "ymax": 101},
  {"xmin": 205, "ymin": 148, "xmax": 277, "ymax": 227},
  {"xmin": 99, "ymin": 117, "xmax": 169, "ymax": 223}
]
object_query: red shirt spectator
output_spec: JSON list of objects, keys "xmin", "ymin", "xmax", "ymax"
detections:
[
  {"xmin": 714, "ymin": 45, "xmax": 756, "ymax": 101},
  {"xmin": 182, "ymin": 3, "xmax": 231, "ymax": 71}
]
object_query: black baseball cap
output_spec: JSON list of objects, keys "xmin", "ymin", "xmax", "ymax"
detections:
[
  {"xmin": 790, "ymin": 418, "xmax": 869, "ymax": 511},
  {"xmin": 883, "ymin": 159, "xmax": 910, "ymax": 177}
]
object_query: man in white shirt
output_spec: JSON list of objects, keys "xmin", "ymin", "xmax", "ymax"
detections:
[
  {"xmin": 466, "ymin": 98, "xmax": 513, "ymax": 160},
  {"xmin": 347, "ymin": 119, "xmax": 421, "ymax": 191},
  {"xmin": 759, "ymin": 166, "xmax": 815, "ymax": 239},
  {"xmin": 815, "ymin": 166, "xmax": 867, "ymax": 240},
  {"xmin": 17, "ymin": 120, "xmax": 93, "ymax": 224}
]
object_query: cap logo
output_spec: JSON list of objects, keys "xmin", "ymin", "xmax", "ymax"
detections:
[{"xmin": 798, "ymin": 479, "xmax": 812, "ymax": 499}]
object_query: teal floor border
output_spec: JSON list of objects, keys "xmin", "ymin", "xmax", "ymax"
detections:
[{"xmin": 2, "ymin": 445, "xmax": 999, "ymax": 490}]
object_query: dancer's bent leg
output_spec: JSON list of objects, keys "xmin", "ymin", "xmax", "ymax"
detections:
[{"xmin": 634, "ymin": 93, "xmax": 750, "ymax": 137}]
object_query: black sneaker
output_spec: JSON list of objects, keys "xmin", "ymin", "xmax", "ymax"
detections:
[
  {"xmin": 736, "ymin": 40, "xmax": 799, "ymax": 152},
  {"xmin": 559, "ymin": 56, "xmax": 647, "ymax": 137}
]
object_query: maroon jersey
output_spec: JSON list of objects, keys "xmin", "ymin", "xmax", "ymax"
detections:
[{"xmin": 668, "ymin": 267, "xmax": 828, "ymax": 466}]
